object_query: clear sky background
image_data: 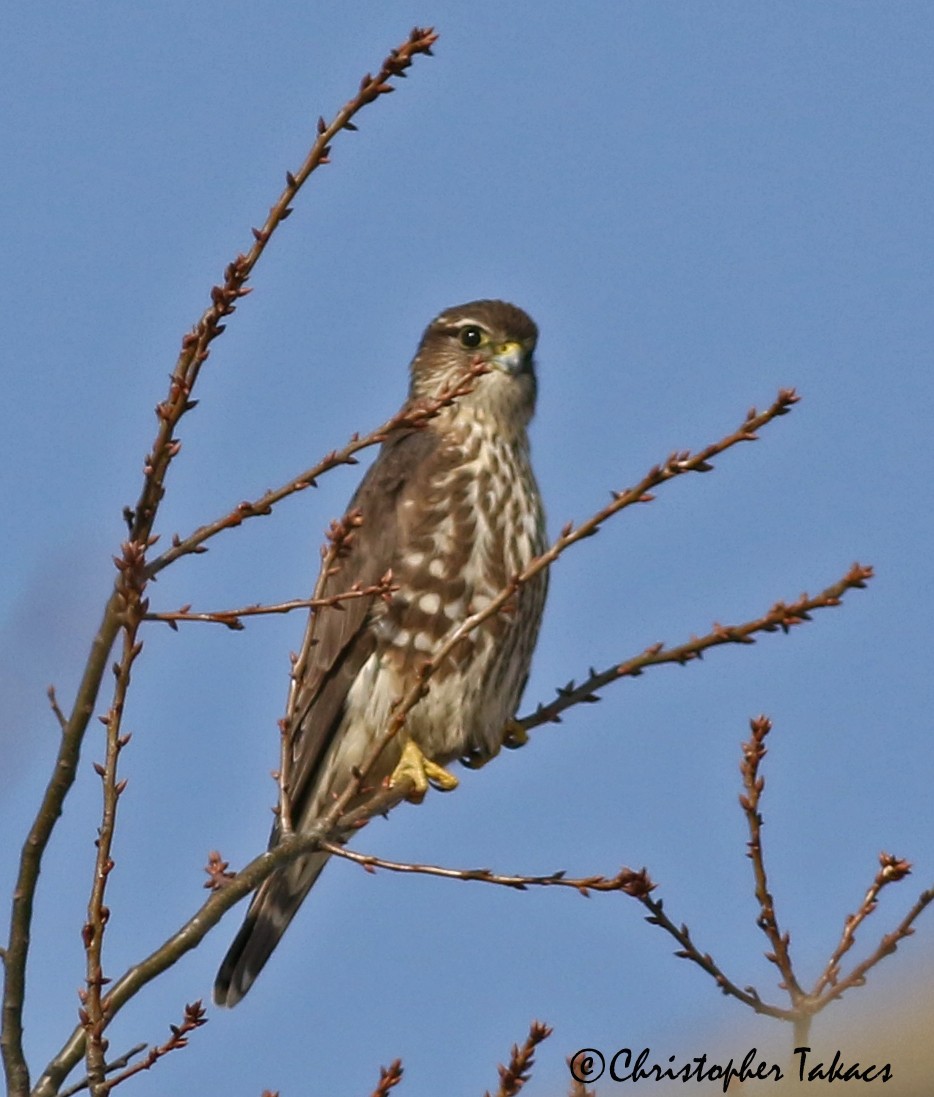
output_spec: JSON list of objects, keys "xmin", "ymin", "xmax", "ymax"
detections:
[{"xmin": 2, "ymin": 3, "xmax": 933, "ymax": 1094}]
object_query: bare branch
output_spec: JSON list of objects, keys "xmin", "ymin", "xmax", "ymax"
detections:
[
  {"xmin": 739, "ymin": 715, "xmax": 806, "ymax": 1002},
  {"xmin": 58, "ymin": 1044, "xmax": 147, "ymax": 1097},
  {"xmin": 485, "ymin": 1021, "xmax": 552, "ymax": 1097},
  {"xmin": 320, "ymin": 841, "xmax": 654, "ymax": 897},
  {"xmin": 3, "ymin": 591, "xmax": 122, "ymax": 1097},
  {"xmin": 144, "ymin": 574, "xmax": 398, "ymax": 631},
  {"xmin": 97, "ymin": 1002, "xmax": 206, "ymax": 1094},
  {"xmin": 46, "ymin": 687, "xmax": 67, "ymax": 732},
  {"xmin": 6, "ymin": 28, "xmax": 439, "ymax": 1097},
  {"xmin": 516, "ymin": 562, "xmax": 873, "ymax": 735},
  {"xmin": 812, "ymin": 853, "xmax": 924, "ymax": 999},
  {"xmin": 640, "ymin": 893, "xmax": 799, "ymax": 1022},
  {"xmin": 125, "ymin": 25, "xmax": 438, "ymax": 554},
  {"xmin": 144, "ymin": 361, "xmax": 485, "ymax": 580},
  {"xmin": 369, "ymin": 1059, "xmax": 403, "ymax": 1097},
  {"xmin": 82, "ymin": 541, "xmax": 148, "ymax": 1092}
]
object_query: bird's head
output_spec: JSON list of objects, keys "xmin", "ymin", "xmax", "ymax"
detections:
[{"xmin": 409, "ymin": 300, "xmax": 539, "ymax": 431}]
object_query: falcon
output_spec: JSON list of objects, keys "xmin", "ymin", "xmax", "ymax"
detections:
[{"xmin": 214, "ymin": 300, "xmax": 547, "ymax": 1005}]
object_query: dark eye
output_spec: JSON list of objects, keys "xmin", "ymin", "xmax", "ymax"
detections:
[{"xmin": 458, "ymin": 325, "xmax": 484, "ymax": 349}]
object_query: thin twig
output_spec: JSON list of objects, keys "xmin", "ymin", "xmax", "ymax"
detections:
[
  {"xmin": 125, "ymin": 25, "xmax": 437, "ymax": 555},
  {"xmin": 516, "ymin": 562, "xmax": 873, "ymax": 735},
  {"xmin": 81, "ymin": 542, "xmax": 148, "ymax": 1093},
  {"xmin": 143, "ymin": 575, "xmax": 397, "ymax": 631},
  {"xmin": 812, "ymin": 852, "xmax": 916, "ymax": 998},
  {"xmin": 816, "ymin": 882, "xmax": 934, "ymax": 1003},
  {"xmin": 567, "ymin": 1066, "xmax": 597, "ymax": 1097},
  {"xmin": 96, "ymin": 1002, "xmax": 206, "ymax": 1094},
  {"xmin": 369, "ymin": 1059, "xmax": 403, "ymax": 1097},
  {"xmin": 277, "ymin": 509, "xmax": 366, "ymax": 837},
  {"xmin": 640, "ymin": 893, "xmax": 799, "ymax": 1022},
  {"xmin": 144, "ymin": 360, "xmax": 486, "ymax": 581},
  {"xmin": 3, "ymin": 592, "xmax": 122, "ymax": 1097},
  {"xmin": 739, "ymin": 715, "xmax": 805, "ymax": 1003},
  {"xmin": 58, "ymin": 1044, "xmax": 147, "ymax": 1097},
  {"xmin": 485, "ymin": 1021, "xmax": 552, "ymax": 1097},
  {"xmin": 320, "ymin": 841, "xmax": 653, "ymax": 897},
  {"xmin": 46, "ymin": 687, "xmax": 68, "ymax": 732}
]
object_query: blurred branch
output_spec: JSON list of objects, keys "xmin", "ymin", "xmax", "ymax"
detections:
[
  {"xmin": 485, "ymin": 1021, "xmax": 552, "ymax": 1097},
  {"xmin": 810, "ymin": 854, "xmax": 931, "ymax": 1001},
  {"xmin": 46, "ymin": 687, "xmax": 68, "ymax": 732},
  {"xmin": 369, "ymin": 1060, "xmax": 403, "ymax": 1097}
]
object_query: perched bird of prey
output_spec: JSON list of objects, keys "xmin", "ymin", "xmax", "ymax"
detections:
[{"xmin": 214, "ymin": 300, "xmax": 547, "ymax": 1006}]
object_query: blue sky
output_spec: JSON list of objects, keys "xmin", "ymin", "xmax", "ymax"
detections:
[{"xmin": 2, "ymin": 3, "xmax": 933, "ymax": 1094}]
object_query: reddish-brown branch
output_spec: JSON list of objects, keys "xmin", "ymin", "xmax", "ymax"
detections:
[
  {"xmin": 816, "ymin": 882, "xmax": 934, "ymax": 1004},
  {"xmin": 516, "ymin": 563, "xmax": 873, "ymax": 735},
  {"xmin": 95, "ymin": 1002, "xmax": 206, "ymax": 1094},
  {"xmin": 4, "ymin": 29, "xmax": 438, "ymax": 1097},
  {"xmin": 739, "ymin": 715, "xmax": 806, "ymax": 1002},
  {"xmin": 640, "ymin": 892, "xmax": 800, "ymax": 1022},
  {"xmin": 812, "ymin": 851, "xmax": 917, "ymax": 998},
  {"xmin": 369, "ymin": 1059, "xmax": 404, "ymax": 1097},
  {"xmin": 486, "ymin": 1021, "xmax": 553, "ymax": 1097},
  {"xmin": 144, "ymin": 361, "xmax": 485, "ymax": 581},
  {"xmin": 319, "ymin": 841, "xmax": 653, "ymax": 898},
  {"xmin": 144, "ymin": 574, "xmax": 398, "ymax": 631},
  {"xmin": 81, "ymin": 540, "xmax": 150, "ymax": 1093},
  {"xmin": 57, "ymin": 1044, "xmax": 147, "ymax": 1097},
  {"xmin": 126, "ymin": 25, "xmax": 437, "ymax": 551}
]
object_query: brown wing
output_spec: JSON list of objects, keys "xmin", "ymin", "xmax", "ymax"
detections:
[{"xmin": 282, "ymin": 424, "xmax": 441, "ymax": 831}]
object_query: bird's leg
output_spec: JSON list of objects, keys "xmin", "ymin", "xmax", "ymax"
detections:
[{"xmin": 391, "ymin": 738, "xmax": 459, "ymax": 802}]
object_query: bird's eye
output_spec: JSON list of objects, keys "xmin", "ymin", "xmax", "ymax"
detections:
[{"xmin": 458, "ymin": 325, "xmax": 484, "ymax": 349}]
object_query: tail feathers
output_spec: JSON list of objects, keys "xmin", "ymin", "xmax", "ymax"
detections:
[{"xmin": 213, "ymin": 852, "xmax": 327, "ymax": 1007}]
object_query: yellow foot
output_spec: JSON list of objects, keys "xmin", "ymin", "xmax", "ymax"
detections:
[{"xmin": 391, "ymin": 739, "xmax": 459, "ymax": 802}]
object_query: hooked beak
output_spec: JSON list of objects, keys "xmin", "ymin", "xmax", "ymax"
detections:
[{"xmin": 490, "ymin": 339, "xmax": 532, "ymax": 375}]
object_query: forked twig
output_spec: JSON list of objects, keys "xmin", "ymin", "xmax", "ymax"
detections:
[
  {"xmin": 94, "ymin": 1002, "xmax": 206, "ymax": 1094},
  {"xmin": 57, "ymin": 1044, "xmax": 147, "ymax": 1097},
  {"xmin": 636, "ymin": 716, "xmax": 933, "ymax": 1037}
]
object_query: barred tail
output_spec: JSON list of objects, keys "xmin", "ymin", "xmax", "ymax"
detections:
[{"xmin": 213, "ymin": 850, "xmax": 329, "ymax": 1007}]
